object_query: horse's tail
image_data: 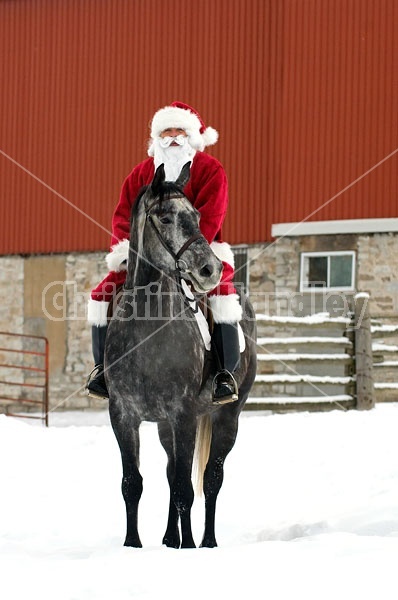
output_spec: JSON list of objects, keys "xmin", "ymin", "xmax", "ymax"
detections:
[{"xmin": 193, "ymin": 414, "xmax": 212, "ymax": 496}]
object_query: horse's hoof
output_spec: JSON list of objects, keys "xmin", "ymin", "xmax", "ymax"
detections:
[
  {"xmin": 124, "ymin": 537, "xmax": 142, "ymax": 548},
  {"xmin": 162, "ymin": 535, "xmax": 180, "ymax": 549},
  {"xmin": 200, "ymin": 537, "xmax": 218, "ymax": 548},
  {"xmin": 181, "ymin": 538, "xmax": 196, "ymax": 549},
  {"xmin": 162, "ymin": 531, "xmax": 181, "ymax": 550}
]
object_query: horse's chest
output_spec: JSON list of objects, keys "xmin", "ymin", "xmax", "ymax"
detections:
[
  {"xmin": 107, "ymin": 319, "xmax": 204, "ymax": 412},
  {"xmin": 134, "ymin": 324, "xmax": 201, "ymax": 381},
  {"xmin": 126, "ymin": 357, "xmax": 201, "ymax": 420}
]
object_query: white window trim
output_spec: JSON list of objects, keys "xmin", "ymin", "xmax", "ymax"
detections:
[{"xmin": 300, "ymin": 251, "xmax": 356, "ymax": 292}]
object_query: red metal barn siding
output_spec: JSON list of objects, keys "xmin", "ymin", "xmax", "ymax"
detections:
[
  {"xmin": 1, "ymin": 1, "xmax": 397, "ymax": 255},
  {"xmin": 0, "ymin": 0, "xmax": 272, "ymax": 254},
  {"xmin": 273, "ymin": 0, "xmax": 398, "ymax": 227}
]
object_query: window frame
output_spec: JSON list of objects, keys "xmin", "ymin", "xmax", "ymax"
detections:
[{"xmin": 300, "ymin": 250, "xmax": 356, "ymax": 292}]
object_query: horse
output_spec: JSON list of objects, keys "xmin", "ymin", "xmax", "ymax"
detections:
[{"xmin": 105, "ymin": 163, "xmax": 257, "ymax": 548}]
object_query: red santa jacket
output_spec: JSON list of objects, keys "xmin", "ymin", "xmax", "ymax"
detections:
[{"xmin": 91, "ymin": 152, "xmax": 236, "ymax": 302}]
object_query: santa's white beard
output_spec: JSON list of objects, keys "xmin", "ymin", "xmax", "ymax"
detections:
[{"xmin": 152, "ymin": 137, "xmax": 196, "ymax": 182}]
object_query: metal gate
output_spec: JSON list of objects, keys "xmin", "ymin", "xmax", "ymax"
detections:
[{"xmin": 0, "ymin": 332, "xmax": 49, "ymax": 426}]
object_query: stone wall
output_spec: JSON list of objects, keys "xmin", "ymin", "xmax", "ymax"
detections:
[
  {"xmin": 1, "ymin": 231, "xmax": 398, "ymax": 413},
  {"xmin": 62, "ymin": 253, "xmax": 109, "ymax": 409},
  {"xmin": 0, "ymin": 252, "xmax": 108, "ymax": 414},
  {"xmin": 248, "ymin": 232, "xmax": 398, "ymax": 319},
  {"xmin": 0, "ymin": 256, "xmax": 24, "ymax": 332},
  {"xmin": 0, "ymin": 257, "xmax": 25, "ymax": 404},
  {"xmin": 247, "ymin": 243, "xmax": 276, "ymax": 314},
  {"xmin": 357, "ymin": 233, "xmax": 398, "ymax": 316}
]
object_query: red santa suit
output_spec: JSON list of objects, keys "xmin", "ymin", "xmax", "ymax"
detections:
[{"xmin": 88, "ymin": 103, "xmax": 242, "ymax": 327}]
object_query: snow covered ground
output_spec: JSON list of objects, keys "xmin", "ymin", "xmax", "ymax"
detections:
[{"xmin": 1, "ymin": 404, "xmax": 398, "ymax": 600}]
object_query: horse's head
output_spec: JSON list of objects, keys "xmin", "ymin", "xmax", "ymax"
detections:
[{"xmin": 130, "ymin": 163, "xmax": 223, "ymax": 293}]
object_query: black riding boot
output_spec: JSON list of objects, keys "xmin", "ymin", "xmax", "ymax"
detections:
[
  {"xmin": 86, "ymin": 325, "xmax": 109, "ymax": 400},
  {"xmin": 212, "ymin": 322, "xmax": 240, "ymax": 405}
]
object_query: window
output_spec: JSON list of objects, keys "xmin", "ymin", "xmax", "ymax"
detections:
[
  {"xmin": 300, "ymin": 251, "xmax": 355, "ymax": 291},
  {"xmin": 232, "ymin": 245, "xmax": 249, "ymax": 294}
]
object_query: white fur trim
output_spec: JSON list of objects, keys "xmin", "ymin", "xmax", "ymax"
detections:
[
  {"xmin": 87, "ymin": 299, "xmax": 110, "ymax": 326},
  {"xmin": 210, "ymin": 241, "xmax": 235, "ymax": 268},
  {"xmin": 151, "ymin": 106, "xmax": 202, "ymax": 138},
  {"xmin": 105, "ymin": 239, "xmax": 129, "ymax": 272},
  {"xmin": 208, "ymin": 293, "xmax": 243, "ymax": 324}
]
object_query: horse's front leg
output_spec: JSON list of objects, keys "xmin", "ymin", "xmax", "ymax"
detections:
[
  {"xmin": 110, "ymin": 404, "xmax": 143, "ymax": 547},
  {"xmin": 158, "ymin": 421, "xmax": 180, "ymax": 548},
  {"xmin": 122, "ymin": 455, "xmax": 143, "ymax": 547},
  {"xmin": 200, "ymin": 409, "xmax": 240, "ymax": 548},
  {"xmin": 172, "ymin": 415, "xmax": 197, "ymax": 549}
]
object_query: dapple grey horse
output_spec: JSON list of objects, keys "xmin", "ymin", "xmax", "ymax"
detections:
[{"xmin": 105, "ymin": 163, "xmax": 257, "ymax": 548}]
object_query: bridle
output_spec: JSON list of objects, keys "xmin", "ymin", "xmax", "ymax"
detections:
[
  {"xmin": 145, "ymin": 195, "xmax": 205, "ymax": 277},
  {"xmin": 144, "ymin": 195, "xmax": 206, "ymax": 311}
]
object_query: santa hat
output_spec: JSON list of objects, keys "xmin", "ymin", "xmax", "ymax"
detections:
[{"xmin": 148, "ymin": 101, "xmax": 219, "ymax": 156}]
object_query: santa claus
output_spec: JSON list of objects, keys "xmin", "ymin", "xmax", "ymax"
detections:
[{"xmin": 86, "ymin": 101, "xmax": 242, "ymax": 404}]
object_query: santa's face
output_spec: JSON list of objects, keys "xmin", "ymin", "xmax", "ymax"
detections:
[{"xmin": 160, "ymin": 127, "xmax": 187, "ymax": 145}]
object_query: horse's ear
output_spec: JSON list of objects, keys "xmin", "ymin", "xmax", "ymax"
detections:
[
  {"xmin": 175, "ymin": 162, "xmax": 191, "ymax": 189},
  {"xmin": 151, "ymin": 164, "xmax": 166, "ymax": 195}
]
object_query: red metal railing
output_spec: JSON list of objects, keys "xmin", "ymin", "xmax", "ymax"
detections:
[{"xmin": 0, "ymin": 332, "xmax": 49, "ymax": 426}]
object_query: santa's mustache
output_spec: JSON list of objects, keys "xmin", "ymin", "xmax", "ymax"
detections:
[{"xmin": 158, "ymin": 134, "xmax": 188, "ymax": 148}]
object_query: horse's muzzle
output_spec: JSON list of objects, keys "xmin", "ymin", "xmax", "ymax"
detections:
[
  {"xmin": 187, "ymin": 258, "xmax": 223, "ymax": 293},
  {"xmin": 199, "ymin": 263, "xmax": 216, "ymax": 278}
]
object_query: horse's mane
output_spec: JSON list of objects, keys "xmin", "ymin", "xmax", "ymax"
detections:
[{"xmin": 131, "ymin": 180, "xmax": 185, "ymax": 226}]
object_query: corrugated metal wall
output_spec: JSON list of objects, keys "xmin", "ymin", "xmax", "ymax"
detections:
[
  {"xmin": 0, "ymin": 0, "xmax": 397, "ymax": 255},
  {"xmin": 273, "ymin": 0, "xmax": 398, "ymax": 227},
  {"xmin": 0, "ymin": 0, "xmax": 273, "ymax": 254}
]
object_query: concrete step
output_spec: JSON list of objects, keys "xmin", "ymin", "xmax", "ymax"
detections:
[
  {"xmin": 256, "ymin": 352, "xmax": 351, "ymax": 376},
  {"xmin": 245, "ymin": 394, "xmax": 355, "ymax": 413},
  {"xmin": 256, "ymin": 314, "xmax": 351, "ymax": 339},
  {"xmin": 374, "ymin": 383, "xmax": 398, "ymax": 403},
  {"xmin": 251, "ymin": 375, "xmax": 353, "ymax": 399},
  {"xmin": 373, "ymin": 361, "xmax": 398, "ymax": 383},
  {"xmin": 372, "ymin": 343, "xmax": 398, "ymax": 364},
  {"xmin": 257, "ymin": 336, "xmax": 352, "ymax": 355}
]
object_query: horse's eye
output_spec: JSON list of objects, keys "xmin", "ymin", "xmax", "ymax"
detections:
[{"xmin": 159, "ymin": 216, "xmax": 172, "ymax": 225}]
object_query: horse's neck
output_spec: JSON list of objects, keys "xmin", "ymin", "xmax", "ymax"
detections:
[
  {"xmin": 125, "ymin": 260, "xmax": 185, "ymax": 317},
  {"xmin": 125, "ymin": 257, "xmax": 162, "ymax": 289},
  {"xmin": 124, "ymin": 206, "xmax": 187, "ymax": 318},
  {"xmin": 125, "ymin": 202, "xmax": 152, "ymax": 289}
]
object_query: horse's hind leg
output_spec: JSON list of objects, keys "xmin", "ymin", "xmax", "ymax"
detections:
[
  {"xmin": 158, "ymin": 421, "xmax": 180, "ymax": 548},
  {"xmin": 200, "ymin": 409, "xmax": 240, "ymax": 548},
  {"xmin": 109, "ymin": 405, "xmax": 143, "ymax": 547}
]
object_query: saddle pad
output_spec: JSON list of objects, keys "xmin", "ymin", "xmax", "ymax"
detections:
[{"xmin": 181, "ymin": 280, "xmax": 245, "ymax": 352}]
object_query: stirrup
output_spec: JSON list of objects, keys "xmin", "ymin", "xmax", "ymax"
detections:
[
  {"xmin": 86, "ymin": 364, "xmax": 109, "ymax": 400},
  {"xmin": 212, "ymin": 370, "xmax": 239, "ymax": 405}
]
